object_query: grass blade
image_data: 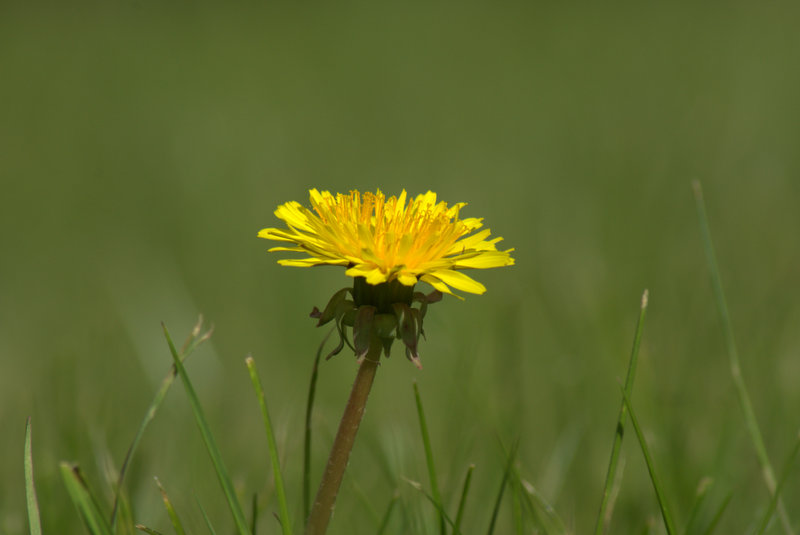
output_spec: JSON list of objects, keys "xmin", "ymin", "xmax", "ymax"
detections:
[
  {"xmin": 594, "ymin": 289, "xmax": 649, "ymax": 535},
  {"xmin": 250, "ymin": 493, "xmax": 258, "ymax": 535},
  {"xmin": 135, "ymin": 526, "xmax": 165, "ymax": 535},
  {"xmin": 155, "ymin": 477, "xmax": 186, "ymax": 535},
  {"xmin": 682, "ymin": 477, "xmax": 712, "ymax": 535},
  {"xmin": 692, "ymin": 181, "xmax": 794, "ymax": 534},
  {"xmin": 162, "ymin": 323, "xmax": 250, "ymax": 535},
  {"xmin": 245, "ymin": 356, "xmax": 292, "ymax": 535},
  {"xmin": 487, "ymin": 439, "xmax": 519, "ymax": 535},
  {"xmin": 413, "ymin": 381, "xmax": 445, "ymax": 535},
  {"xmin": 304, "ymin": 330, "xmax": 331, "ymax": 522},
  {"xmin": 403, "ymin": 478, "xmax": 461, "ymax": 535},
  {"xmin": 518, "ymin": 478, "xmax": 567, "ymax": 535},
  {"xmin": 511, "ymin": 473, "xmax": 523, "ymax": 535},
  {"xmin": 196, "ymin": 497, "xmax": 219, "ymax": 535},
  {"xmin": 620, "ymin": 387, "xmax": 677, "ymax": 535},
  {"xmin": 755, "ymin": 431, "xmax": 800, "ymax": 535},
  {"xmin": 376, "ymin": 492, "xmax": 399, "ymax": 535},
  {"xmin": 60, "ymin": 462, "xmax": 112, "ymax": 535},
  {"xmin": 701, "ymin": 492, "xmax": 732, "ymax": 535},
  {"xmin": 111, "ymin": 317, "xmax": 212, "ymax": 528},
  {"xmin": 453, "ymin": 464, "xmax": 474, "ymax": 534},
  {"xmin": 24, "ymin": 417, "xmax": 43, "ymax": 535}
]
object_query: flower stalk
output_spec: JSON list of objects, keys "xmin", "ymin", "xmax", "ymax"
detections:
[{"xmin": 305, "ymin": 336, "xmax": 383, "ymax": 535}]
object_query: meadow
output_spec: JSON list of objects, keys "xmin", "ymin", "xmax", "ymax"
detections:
[{"xmin": 1, "ymin": 3, "xmax": 799, "ymax": 534}]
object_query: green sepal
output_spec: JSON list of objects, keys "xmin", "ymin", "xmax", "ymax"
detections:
[
  {"xmin": 381, "ymin": 337, "xmax": 394, "ymax": 358},
  {"xmin": 393, "ymin": 303, "xmax": 422, "ymax": 368},
  {"xmin": 373, "ymin": 313, "xmax": 399, "ymax": 358},
  {"xmin": 413, "ymin": 290, "xmax": 443, "ymax": 319},
  {"xmin": 373, "ymin": 313, "xmax": 398, "ymax": 339},
  {"xmin": 325, "ymin": 321, "xmax": 346, "ymax": 361},
  {"xmin": 311, "ymin": 288, "xmax": 352, "ymax": 326},
  {"xmin": 353, "ymin": 305, "xmax": 377, "ymax": 360}
]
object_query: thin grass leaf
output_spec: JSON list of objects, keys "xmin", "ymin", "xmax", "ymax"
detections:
[
  {"xmin": 487, "ymin": 439, "xmax": 519, "ymax": 535},
  {"xmin": 154, "ymin": 477, "xmax": 186, "ymax": 535},
  {"xmin": 114, "ymin": 489, "xmax": 136, "ymax": 535},
  {"xmin": 682, "ymin": 477, "xmax": 713, "ymax": 535},
  {"xmin": 518, "ymin": 478, "xmax": 567, "ymax": 535},
  {"xmin": 304, "ymin": 330, "xmax": 331, "ymax": 522},
  {"xmin": 413, "ymin": 381, "xmax": 445, "ymax": 535},
  {"xmin": 135, "ymin": 526, "xmax": 165, "ymax": 535},
  {"xmin": 162, "ymin": 323, "xmax": 250, "ymax": 535},
  {"xmin": 453, "ymin": 464, "xmax": 474, "ymax": 534},
  {"xmin": 376, "ymin": 493, "xmax": 400, "ymax": 535},
  {"xmin": 60, "ymin": 462, "xmax": 112, "ymax": 535},
  {"xmin": 701, "ymin": 492, "xmax": 732, "ymax": 535},
  {"xmin": 602, "ymin": 456, "xmax": 626, "ymax": 534},
  {"xmin": 594, "ymin": 289, "xmax": 649, "ymax": 535},
  {"xmin": 403, "ymin": 478, "xmax": 461, "ymax": 535},
  {"xmin": 511, "ymin": 474, "xmax": 523, "ymax": 535},
  {"xmin": 111, "ymin": 317, "xmax": 212, "ymax": 528},
  {"xmin": 24, "ymin": 417, "xmax": 42, "ymax": 535},
  {"xmin": 756, "ymin": 432, "xmax": 800, "ymax": 535},
  {"xmin": 250, "ymin": 493, "xmax": 258, "ymax": 535},
  {"xmin": 620, "ymin": 388, "xmax": 677, "ymax": 535},
  {"xmin": 245, "ymin": 356, "xmax": 292, "ymax": 535},
  {"xmin": 348, "ymin": 475, "xmax": 382, "ymax": 526},
  {"xmin": 692, "ymin": 181, "xmax": 795, "ymax": 535},
  {"xmin": 196, "ymin": 498, "xmax": 219, "ymax": 535}
]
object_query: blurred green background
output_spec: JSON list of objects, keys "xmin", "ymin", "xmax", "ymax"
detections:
[{"xmin": 2, "ymin": 2, "xmax": 799, "ymax": 533}]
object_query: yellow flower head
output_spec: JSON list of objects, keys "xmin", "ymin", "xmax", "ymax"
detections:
[{"xmin": 259, "ymin": 189, "xmax": 514, "ymax": 296}]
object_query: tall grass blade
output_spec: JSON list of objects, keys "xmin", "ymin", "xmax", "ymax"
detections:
[
  {"xmin": 376, "ymin": 493, "xmax": 399, "ymax": 535},
  {"xmin": 487, "ymin": 439, "xmax": 519, "ymax": 535},
  {"xmin": 413, "ymin": 381, "xmax": 445, "ymax": 535},
  {"xmin": 755, "ymin": 432, "xmax": 800, "ymax": 535},
  {"xmin": 701, "ymin": 492, "xmax": 731, "ymax": 535},
  {"xmin": 250, "ymin": 493, "xmax": 258, "ymax": 535},
  {"xmin": 403, "ymin": 479, "xmax": 461, "ymax": 535},
  {"xmin": 303, "ymin": 330, "xmax": 330, "ymax": 522},
  {"xmin": 348, "ymin": 476, "xmax": 381, "ymax": 525},
  {"xmin": 518, "ymin": 478, "xmax": 567, "ymax": 535},
  {"xmin": 155, "ymin": 477, "xmax": 186, "ymax": 535},
  {"xmin": 245, "ymin": 356, "xmax": 293, "ymax": 535},
  {"xmin": 135, "ymin": 526, "xmax": 164, "ymax": 535},
  {"xmin": 620, "ymin": 388, "xmax": 677, "ymax": 535},
  {"xmin": 682, "ymin": 477, "xmax": 712, "ymax": 535},
  {"xmin": 111, "ymin": 317, "xmax": 212, "ymax": 528},
  {"xmin": 692, "ymin": 181, "xmax": 794, "ymax": 534},
  {"xmin": 162, "ymin": 323, "xmax": 250, "ymax": 535},
  {"xmin": 24, "ymin": 417, "xmax": 42, "ymax": 535},
  {"xmin": 196, "ymin": 498, "xmax": 219, "ymax": 535},
  {"xmin": 594, "ymin": 289, "xmax": 649, "ymax": 535},
  {"xmin": 453, "ymin": 464, "xmax": 474, "ymax": 534},
  {"xmin": 60, "ymin": 462, "xmax": 112, "ymax": 535},
  {"xmin": 114, "ymin": 489, "xmax": 135, "ymax": 535},
  {"xmin": 511, "ymin": 475, "xmax": 523, "ymax": 535}
]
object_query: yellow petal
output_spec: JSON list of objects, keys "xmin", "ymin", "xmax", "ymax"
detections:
[
  {"xmin": 452, "ymin": 251, "xmax": 515, "ymax": 269},
  {"xmin": 346, "ymin": 265, "xmax": 389, "ymax": 285},
  {"xmin": 430, "ymin": 269, "xmax": 486, "ymax": 294},
  {"xmin": 447, "ymin": 229, "xmax": 493, "ymax": 254},
  {"xmin": 397, "ymin": 272, "xmax": 418, "ymax": 286},
  {"xmin": 419, "ymin": 274, "xmax": 454, "ymax": 295}
]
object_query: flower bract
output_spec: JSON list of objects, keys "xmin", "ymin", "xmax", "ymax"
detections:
[{"xmin": 259, "ymin": 189, "xmax": 514, "ymax": 296}]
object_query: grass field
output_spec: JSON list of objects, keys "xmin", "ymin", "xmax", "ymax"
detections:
[{"xmin": 2, "ymin": 3, "xmax": 800, "ymax": 534}]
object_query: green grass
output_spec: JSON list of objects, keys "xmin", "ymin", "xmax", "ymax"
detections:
[{"xmin": 3, "ymin": 3, "xmax": 800, "ymax": 534}]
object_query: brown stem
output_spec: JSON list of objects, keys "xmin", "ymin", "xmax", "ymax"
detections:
[{"xmin": 305, "ymin": 339, "xmax": 382, "ymax": 535}]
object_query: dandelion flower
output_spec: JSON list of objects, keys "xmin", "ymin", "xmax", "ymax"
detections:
[{"xmin": 258, "ymin": 189, "xmax": 514, "ymax": 296}]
